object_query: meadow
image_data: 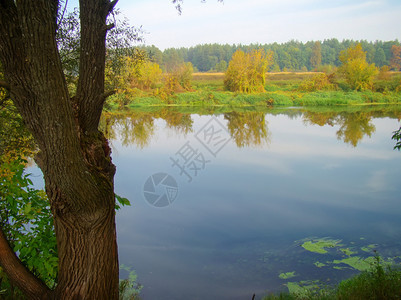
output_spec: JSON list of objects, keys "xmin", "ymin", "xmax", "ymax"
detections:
[{"xmin": 105, "ymin": 72, "xmax": 401, "ymax": 110}]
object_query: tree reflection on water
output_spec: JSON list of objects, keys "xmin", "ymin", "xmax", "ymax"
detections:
[{"xmin": 100, "ymin": 106, "xmax": 401, "ymax": 149}]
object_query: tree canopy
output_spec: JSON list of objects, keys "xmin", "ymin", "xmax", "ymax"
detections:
[
  {"xmin": 338, "ymin": 43, "xmax": 378, "ymax": 91},
  {"xmin": 224, "ymin": 49, "xmax": 273, "ymax": 93},
  {"xmin": 139, "ymin": 39, "xmax": 400, "ymax": 73}
]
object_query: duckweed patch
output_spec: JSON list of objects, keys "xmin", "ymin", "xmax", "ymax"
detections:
[
  {"xmin": 279, "ymin": 272, "xmax": 297, "ymax": 279},
  {"xmin": 301, "ymin": 238, "xmax": 342, "ymax": 254},
  {"xmin": 340, "ymin": 248, "xmax": 357, "ymax": 256},
  {"xmin": 333, "ymin": 256, "xmax": 376, "ymax": 272},
  {"xmin": 274, "ymin": 237, "xmax": 401, "ymax": 295},
  {"xmin": 313, "ymin": 262, "xmax": 326, "ymax": 268},
  {"xmin": 361, "ymin": 244, "xmax": 377, "ymax": 253}
]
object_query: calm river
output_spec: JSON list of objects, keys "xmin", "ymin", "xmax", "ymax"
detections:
[{"xmin": 33, "ymin": 105, "xmax": 401, "ymax": 299}]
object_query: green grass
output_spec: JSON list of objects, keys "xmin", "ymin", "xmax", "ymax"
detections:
[
  {"xmin": 112, "ymin": 90, "xmax": 400, "ymax": 109},
  {"xmin": 262, "ymin": 255, "xmax": 401, "ymax": 300},
  {"xmin": 105, "ymin": 72, "xmax": 401, "ymax": 110}
]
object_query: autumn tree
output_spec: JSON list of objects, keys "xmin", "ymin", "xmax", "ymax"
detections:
[
  {"xmin": 338, "ymin": 43, "xmax": 378, "ymax": 91},
  {"xmin": 135, "ymin": 61, "xmax": 163, "ymax": 90},
  {"xmin": 105, "ymin": 52, "xmax": 162, "ymax": 92},
  {"xmin": 105, "ymin": 53, "xmax": 144, "ymax": 93},
  {"xmin": 163, "ymin": 62, "xmax": 194, "ymax": 93},
  {"xmin": 224, "ymin": 49, "xmax": 273, "ymax": 93},
  {"xmin": 0, "ymin": 1, "xmax": 125, "ymax": 298},
  {"xmin": 390, "ymin": 45, "xmax": 401, "ymax": 71}
]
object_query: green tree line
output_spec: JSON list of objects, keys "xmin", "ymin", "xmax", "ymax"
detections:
[{"xmin": 140, "ymin": 39, "xmax": 401, "ymax": 73}]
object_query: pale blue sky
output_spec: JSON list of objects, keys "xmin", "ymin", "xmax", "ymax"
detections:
[{"xmin": 69, "ymin": 0, "xmax": 401, "ymax": 50}]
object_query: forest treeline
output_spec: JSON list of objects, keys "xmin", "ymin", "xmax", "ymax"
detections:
[{"xmin": 139, "ymin": 39, "xmax": 400, "ymax": 73}]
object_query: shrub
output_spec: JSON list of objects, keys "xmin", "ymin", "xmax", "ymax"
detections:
[
  {"xmin": 161, "ymin": 62, "xmax": 194, "ymax": 96},
  {"xmin": 298, "ymin": 73, "xmax": 336, "ymax": 92}
]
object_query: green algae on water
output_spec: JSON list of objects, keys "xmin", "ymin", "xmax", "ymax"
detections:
[
  {"xmin": 279, "ymin": 271, "xmax": 297, "ymax": 279},
  {"xmin": 340, "ymin": 248, "xmax": 357, "ymax": 256},
  {"xmin": 332, "ymin": 256, "xmax": 375, "ymax": 271},
  {"xmin": 361, "ymin": 244, "xmax": 377, "ymax": 253},
  {"xmin": 314, "ymin": 261, "xmax": 326, "ymax": 268},
  {"xmin": 301, "ymin": 238, "xmax": 342, "ymax": 254}
]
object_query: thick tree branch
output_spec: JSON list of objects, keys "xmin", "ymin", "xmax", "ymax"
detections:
[
  {"xmin": 0, "ymin": 227, "xmax": 51, "ymax": 299},
  {"xmin": 76, "ymin": 0, "xmax": 117, "ymax": 133},
  {"xmin": 102, "ymin": 90, "xmax": 116, "ymax": 100}
]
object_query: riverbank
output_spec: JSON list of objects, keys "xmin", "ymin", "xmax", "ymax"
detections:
[
  {"xmin": 105, "ymin": 72, "xmax": 401, "ymax": 110},
  {"xmin": 116, "ymin": 90, "xmax": 401, "ymax": 108}
]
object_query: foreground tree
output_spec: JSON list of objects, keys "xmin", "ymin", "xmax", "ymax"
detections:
[{"xmin": 0, "ymin": 1, "xmax": 121, "ymax": 298}]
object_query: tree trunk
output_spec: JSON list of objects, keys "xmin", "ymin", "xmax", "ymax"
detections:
[
  {"xmin": 0, "ymin": 0, "xmax": 120, "ymax": 298},
  {"xmin": 52, "ymin": 181, "xmax": 119, "ymax": 299}
]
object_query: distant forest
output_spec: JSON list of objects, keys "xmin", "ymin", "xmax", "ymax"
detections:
[{"xmin": 139, "ymin": 39, "xmax": 400, "ymax": 73}]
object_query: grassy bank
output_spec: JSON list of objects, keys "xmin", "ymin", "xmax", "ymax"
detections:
[
  {"xmin": 106, "ymin": 90, "xmax": 401, "ymax": 110},
  {"xmin": 262, "ymin": 255, "xmax": 401, "ymax": 300},
  {"xmin": 106, "ymin": 72, "xmax": 401, "ymax": 110}
]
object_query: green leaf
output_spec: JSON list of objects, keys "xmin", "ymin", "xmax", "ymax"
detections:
[
  {"xmin": 24, "ymin": 202, "xmax": 32, "ymax": 215},
  {"xmin": 115, "ymin": 194, "xmax": 131, "ymax": 210}
]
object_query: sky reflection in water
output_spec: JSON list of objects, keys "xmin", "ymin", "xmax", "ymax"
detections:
[{"xmin": 110, "ymin": 107, "xmax": 401, "ymax": 300}]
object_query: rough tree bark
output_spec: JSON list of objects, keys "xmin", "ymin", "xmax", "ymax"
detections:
[{"xmin": 0, "ymin": 0, "xmax": 119, "ymax": 298}]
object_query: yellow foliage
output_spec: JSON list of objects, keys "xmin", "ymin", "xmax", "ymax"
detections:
[
  {"xmin": 160, "ymin": 62, "xmax": 194, "ymax": 98},
  {"xmin": 377, "ymin": 65, "xmax": 391, "ymax": 81},
  {"xmin": 299, "ymin": 73, "xmax": 335, "ymax": 92},
  {"xmin": 338, "ymin": 44, "xmax": 378, "ymax": 91},
  {"xmin": 105, "ymin": 52, "xmax": 163, "ymax": 95},
  {"xmin": 224, "ymin": 49, "xmax": 273, "ymax": 93},
  {"xmin": 131, "ymin": 61, "xmax": 163, "ymax": 90}
]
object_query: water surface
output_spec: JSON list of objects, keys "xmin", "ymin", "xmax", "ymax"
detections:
[{"xmin": 46, "ymin": 106, "xmax": 401, "ymax": 299}]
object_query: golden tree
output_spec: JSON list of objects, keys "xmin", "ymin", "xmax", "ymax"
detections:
[
  {"xmin": 338, "ymin": 43, "xmax": 378, "ymax": 91},
  {"xmin": 133, "ymin": 61, "xmax": 163, "ymax": 90},
  {"xmin": 224, "ymin": 49, "xmax": 273, "ymax": 93}
]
